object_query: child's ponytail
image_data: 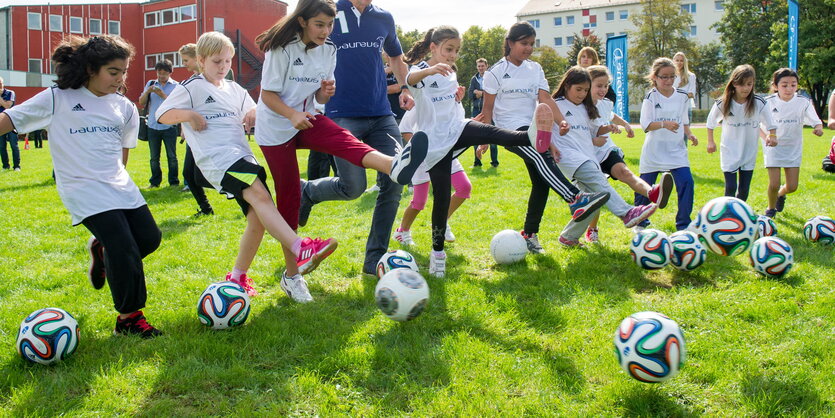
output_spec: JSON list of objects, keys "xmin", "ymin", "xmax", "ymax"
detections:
[
  {"xmin": 52, "ymin": 35, "xmax": 135, "ymax": 90},
  {"xmin": 403, "ymin": 26, "xmax": 459, "ymax": 65}
]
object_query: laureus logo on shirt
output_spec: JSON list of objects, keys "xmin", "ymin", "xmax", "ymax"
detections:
[
  {"xmin": 337, "ymin": 36, "xmax": 386, "ymax": 51},
  {"xmin": 69, "ymin": 125, "xmax": 121, "ymax": 135}
]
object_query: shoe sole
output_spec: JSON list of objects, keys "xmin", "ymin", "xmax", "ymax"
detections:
[
  {"xmin": 624, "ymin": 204, "xmax": 657, "ymax": 228},
  {"xmin": 533, "ymin": 104, "xmax": 553, "ymax": 153},
  {"xmin": 392, "ymin": 132, "xmax": 429, "ymax": 185},
  {"xmin": 657, "ymin": 173, "xmax": 674, "ymax": 209},
  {"xmin": 86, "ymin": 237, "xmax": 106, "ymax": 290},
  {"xmin": 572, "ymin": 193, "xmax": 610, "ymax": 222},
  {"xmin": 279, "ymin": 279, "xmax": 313, "ymax": 303},
  {"xmin": 298, "ymin": 239, "xmax": 339, "ymax": 276}
]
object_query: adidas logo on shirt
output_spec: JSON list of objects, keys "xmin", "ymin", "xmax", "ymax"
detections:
[
  {"xmin": 293, "ymin": 58, "xmax": 304, "ymax": 66},
  {"xmin": 565, "ymin": 111, "xmax": 573, "ymax": 117},
  {"xmin": 71, "ymin": 103, "xmax": 85, "ymax": 111},
  {"xmin": 654, "ymin": 103, "xmax": 662, "ymax": 109},
  {"xmin": 205, "ymin": 96, "xmax": 216, "ymax": 104},
  {"xmin": 429, "ymin": 81, "xmax": 439, "ymax": 88},
  {"xmin": 772, "ymin": 107, "xmax": 779, "ymax": 112},
  {"xmin": 728, "ymin": 111, "xmax": 734, "ymax": 116},
  {"xmin": 502, "ymin": 73, "xmax": 511, "ymax": 79}
]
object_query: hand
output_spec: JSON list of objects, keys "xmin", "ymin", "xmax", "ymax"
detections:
[
  {"xmin": 549, "ymin": 143, "xmax": 561, "ymax": 163},
  {"xmin": 813, "ymin": 126, "xmax": 823, "ymax": 136},
  {"xmin": 189, "ymin": 111, "xmax": 207, "ymax": 131},
  {"xmin": 607, "ymin": 124, "xmax": 621, "ymax": 135},
  {"xmin": 689, "ymin": 134, "xmax": 698, "ymax": 146},
  {"xmin": 291, "ymin": 111, "xmax": 315, "ymax": 130},
  {"xmin": 455, "ymin": 86, "xmax": 466, "ymax": 103},
  {"xmin": 765, "ymin": 136, "xmax": 778, "ymax": 147},
  {"xmin": 625, "ymin": 125, "xmax": 635, "ymax": 138},
  {"xmin": 828, "ymin": 120, "xmax": 835, "ymax": 130},
  {"xmin": 399, "ymin": 89, "xmax": 415, "ymax": 111},
  {"xmin": 243, "ymin": 108, "xmax": 256, "ymax": 133},
  {"xmin": 558, "ymin": 120, "xmax": 570, "ymax": 136},
  {"xmin": 472, "ymin": 113, "xmax": 485, "ymax": 123},
  {"xmin": 475, "ymin": 90, "xmax": 483, "ymax": 99},
  {"xmin": 592, "ymin": 136, "xmax": 607, "ymax": 147},
  {"xmin": 664, "ymin": 121, "xmax": 680, "ymax": 131},
  {"xmin": 152, "ymin": 86, "xmax": 163, "ymax": 95},
  {"xmin": 475, "ymin": 144, "xmax": 488, "ymax": 159},
  {"xmin": 429, "ymin": 63, "xmax": 454, "ymax": 77},
  {"xmin": 319, "ymin": 80, "xmax": 336, "ymax": 99}
]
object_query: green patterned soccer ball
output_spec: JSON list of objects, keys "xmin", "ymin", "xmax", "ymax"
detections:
[
  {"xmin": 694, "ymin": 197, "xmax": 758, "ymax": 256},
  {"xmin": 630, "ymin": 229, "xmax": 672, "ymax": 270},
  {"xmin": 614, "ymin": 311, "xmax": 686, "ymax": 383},
  {"xmin": 197, "ymin": 281, "xmax": 251, "ymax": 330},
  {"xmin": 16, "ymin": 308, "xmax": 79, "ymax": 365},
  {"xmin": 669, "ymin": 231, "xmax": 707, "ymax": 271},
  {"xmin": 803, "ymin": 216, "xmax": 835, "ymax": 244}
]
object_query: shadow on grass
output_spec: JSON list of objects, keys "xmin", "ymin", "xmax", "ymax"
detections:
[
  {"xmin": 691, "ymin": 173, "xmax": 725, "ymax": 188},
  {"xmin": 0, "ymin": 178, "xmax": 54, "ymax": 194},
  {"xmin": 740, "ymin": 373, "xmax": 824, "ymax": 416},
  {"xmin": 467, "ymin": 166, "xmax": 500, "ymax": 178},
  {"xmin": 618, "ymin": 385, "xmax": 695, "ymax": 416}
]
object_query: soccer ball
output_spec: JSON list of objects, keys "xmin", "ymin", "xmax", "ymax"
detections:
[
  {"xmin": 16, "ymin": 308, "xmax": 79, "ymax": 365},
  {"xmin": 375, "ymin": 269, "xmax": 429, "ymax": 322},
  {"xmin": 755, "ymin": 215, "xmax": 778, "ymax": 238},
  {"xmin": 630, "ymin": 229, "xmax": 672, "ymax": 270},
  {"xmin": 376, "ymin": 250, "xmax": 420, "ymax": 278},
  {"xmin": 694, "ymin": 197, "xmax": 757, "ymax": 256},
  {"xmin": 614, "ymin": 311, "xmax": 686, "ymax": 383},
  {"xmin": 803, "ymin": 216, "xmax": 835, "ymax": 244},
  {"xmin": 749, "ymin": 237, "xmax": 794, "ymax": 278},
  {"xmin": 668, "ymin": 231, "xmax": 707, "ymax": 271},
  {"xmin": 197, "ymin": 281, "xmax": 251, "ymax": 330},
  {"xmin": 490, "ymin": 230, "xmax": 527, "ymax": 264}
]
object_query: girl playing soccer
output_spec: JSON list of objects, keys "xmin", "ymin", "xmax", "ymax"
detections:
[
  {"xmin": 549, "ymin": 66, "xmax": 658, "ymax": 246},
  {"xmin": 706, "ymin": 64, "xmax": 777, "ymax": 202},
  {"xmin": 475, "ymin": 22, "xmax": 610, "ymax": 254},
  {"xmin": 634, "ymin": 58, "xmax": 699, "ymax": 231},
  {"xmin": 761, "ymin": 68, "xmax": 824, "ymax": 217},
  {"xmin": 0, "ymin": 35, "xmax": 163, "ymax": 337},
  {"xmin": 253, "ymin": 0, "xmax": 428, "ymax": 275},
  {"xmin": 583, "ymin": 65, "xmax": 673, "ymax": 243},
  {"xmin": 157, "ymin": 31, "xmax": 338, "ymax": 302}
]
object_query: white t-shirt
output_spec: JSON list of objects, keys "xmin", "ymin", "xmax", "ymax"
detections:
[
  {"xmin": 552, "ymin": 98, "xmax": 599, "ymax": 178},
  {"xmin": 255, "ymin": 38, "xmax": 336, "ymax": 146},
  {"xmin": 482, "ymin": 57, "xmax": 549, "ymax": 130},
  {"xmin": 674, "ymin": 72, "xmax": 697, "ymax": 108},
  {"xmin": 706, "ymin": 96, "xmax": 774, "ymax": 172},
  {"xmin": 6, "ymin": 87, "xmax": 143, "ymax": 225},
  {"xmin": 399, "ymin": 108, "xmax": 464, "ymax": 185},
  {"xmin": 406, "ymin": 61, "xmax": 468, "ymax": 170},
  {"xmin": 593, "ymin": 98, "xmax": 617, "ymax": 163},
  {"xmin": 762, "ymin": 94, "xmax": 822, "ymax": 167},
  {"xmin": 156, "ymin": 75, "xmax": 257, "ymax": 189},
  {"xmin": 639, "ymin": 88, "xmax": 691, "ymax": 173}
]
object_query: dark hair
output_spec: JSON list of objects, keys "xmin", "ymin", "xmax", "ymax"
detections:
[
  {"xmin": 721, "ymin": 64, "xmax": 756, "ymax": 117},
  {"xmin": 403, "ymin": 26, "xmax": 459, "ymax": 65},
  {"xmin": 257, "ymin": 0, "xmax": 336, "ymax": 52},
  {"xmin": 52, "ymin": 35, "xmax": 135, "ymax": 90},
  {"xmin": 154, "ymin": 59, "xmax": 173, "ymax": 73},
  {"xmin": 771, "ymin": 67, "xmax": 799, "ymax": 92},
  {"xmin": 552, "ymin": 66, "xmax": 599, "ymax": 120},
  {"xmin": 504, "ymin": 22, "xmax": 536, "ymax": 57}
]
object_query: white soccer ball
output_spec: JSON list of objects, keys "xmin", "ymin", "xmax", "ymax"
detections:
[
  {"xmin": 16, "ymin": 308, "xmax": 80, "ymax": 365},
  {"xmin": 749, "ymin": 237, "xmax": 794, "ymax": 278},
  {"xmin": 630, "ymin": 229, "xmax": 673, "ymax": 270},
  {"xmin": 694, "ymin": 197, "xmax": 758, "ymax": 256},
  {"xmin": 755, "ymin": 215, "xmax": 778, "ymax": 238},
  {"xmin": 376, "ymin": 250, "xmax": 420, "ymax": 278},
  {"xmin": 668, "ymin": 231, "xmax": 707, "ymax": 271},
  {"xmin": 614, "ymin": 311, "xmax": 686, "ymax": 383},
  {"xmin": 375, "ymin": 269, "xmax": 429, "ymax": 322},
  {"xmin": 197, "ymin": 281, "xmax": 251, "ymax": 330},
  {"xmin": 490, "ymin": 230, "xmax": 527, "ymax": 264},
  {"xmin": 803, "ymin": 216, "xmax": 835, "ymax": 244}
]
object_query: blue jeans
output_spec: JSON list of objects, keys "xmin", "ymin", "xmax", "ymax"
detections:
[
  {"xmin": 0, "ymin": 131, "xmax": 20, "ymax": 169},
  {"xmin": 635, "ymin": 167, "xmax": 694, "ymax": 231},
  {"xmin": 148, "ymin": 127, "xmax": 179, "ymax": 186},
  {"xmin": 304, "ymin": 115, "xmax": 403, "ymax": 273}
]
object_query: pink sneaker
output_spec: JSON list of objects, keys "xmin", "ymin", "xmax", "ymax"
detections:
[
  {"xmin": 532, "ymin": 103, "xmax": 554, "ymax": 153},
  {"xmin": 585, "ymin": 227, "xmax": 599, "ymax": 243},
  {"xmin": 226, "ymin": 272, "xmax": 258, "ymax": 297},
  {"xmin": 297, "ymin": 237, "xmax": 338, "ymax": 275},
  {"xmin": 621, "ymin": 204, "xmax": 657, "ymax": 228},
  {"xmin": 558, "ymin": 235, "xmax": 586, "ymax": 248}
]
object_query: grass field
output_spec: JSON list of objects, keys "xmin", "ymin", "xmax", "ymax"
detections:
[{"xmin": 1, "ymin": 128, "xmax": 833, "ymax": 416}]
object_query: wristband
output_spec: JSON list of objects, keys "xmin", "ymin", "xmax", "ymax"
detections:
[{"xmin": 400, "ymin": 84, "xmax": 410, "ymax": 91}]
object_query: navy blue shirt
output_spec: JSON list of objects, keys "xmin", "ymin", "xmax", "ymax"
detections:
[
  {"xmin": 325, "ymin": 0, "xmax": 403, "ymax": 118},
  {"xmin": 0, "ymin": 89, "xmax": 15, "ymax": 113}
]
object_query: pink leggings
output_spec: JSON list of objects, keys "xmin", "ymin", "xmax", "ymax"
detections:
[{"xmin": 409, "ymin": 170, "xmax": 472, "ymax": 210}]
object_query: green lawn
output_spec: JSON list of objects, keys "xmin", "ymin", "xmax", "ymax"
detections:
[{"xmin": 1, "ymin": 128, "xmax": 833, "ymax": 415}]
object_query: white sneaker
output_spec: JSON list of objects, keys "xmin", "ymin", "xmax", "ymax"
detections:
[
  {"xmin": 522, "ymin": 231, "xmax": 545, "ymax": 254},
  {"xmin": 444, "ymin": 225, "xmax": 456, "ymax": 242},
  {"xmin": 429, "ymin": 250, "xmax": 446, "ymax": 278},
  {"xmin": 390, "ymin": 132, "xmax": 428, "ymax": 184},
  {"xmin": 280, "ymin": 271, "xmax": 313, "ymax": 303},
  {"xmin": 364, "ymin": 184, "xmax": 380, "ymax": 193},
  {"xmin": 394, "ymin": 229, "xmax": 415, "ymax": 246}
]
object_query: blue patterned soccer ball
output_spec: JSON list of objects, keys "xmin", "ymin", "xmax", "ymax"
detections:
[
  {"xmin": 749, "ymin": 237, "xmax": 794, "ymax": 278},
  {"xmin": 376, "ymin": 250, "xmax": 420, "ymax": 278},
  {"xmin": 694, "ymin": 197, "xmax": 758, "ymax": 256},
  {"xmin": 197, "ymin": 281, "xmax": 251, "ymax": 330},
  {"xmin": 756, "ymin": 215, "xmax": 778, "ymax": 238},
  {"xmin": 803, "ymin": 216, "xmax": 835, "ymax": 244},
  {"xmin": 668, "ymin": 231, "xmax": 707, "ymax": 271},
  {"xmin": 614, "ymin": 311, "xmax": 686, "ymax": 383},
  {"xmin": 630, "ymin": 229, "xmax": 672, "ymax": 270},
  {"xmin": 375, "ymin": 269, "xmax": 429, "ymax": 322},
  {"xmin": 16, "ymin": 308, "xmax": 79, "ymax": 365}
]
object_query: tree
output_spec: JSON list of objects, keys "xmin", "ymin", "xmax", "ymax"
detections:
[
  {"xmin": 396, "ymin": 26, "xmax": 423, "ymax": 57},
  {"xmin": 455, "ymin": 25, "xmax": 507, "ymax": 115},
  {"xmin": 565, "ymin": 33, "xmax": 605, "ymax": 67},
  {"xmin": 531, "ymin": 46, "xmax": 570, "ymax": 86},
  {"xmin": 689, "ymin": 42, "xmax": 725, "ymax": 108}
]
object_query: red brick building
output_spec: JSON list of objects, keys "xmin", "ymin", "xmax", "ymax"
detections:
[{"xmin": 0, "ymin": 0, "xmax": 286, "ymax": 103}]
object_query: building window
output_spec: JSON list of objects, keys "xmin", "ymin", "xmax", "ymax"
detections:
[
  {"xmin": 606, "ymin": 32, "xmax": 615, "ymax": 38},
  {"xmin": 714, "ymin": 1, "xmax": 724, "ymax": 10},
  {"xmin": 566, "ymin": 16, "xmax": 575, "ymax": 24},
  {"xmin": 69, "ymin": 16, "xmax": 83, "ymax": 33},
  {"xmin": 554, "ymin": 17, "xmax": 562, "ymax": 26},
  {"xmin": 535, "ymin": 38, "xmax": 540, "ymax": 47},
  {"xmin": 584, "ymin": 20, "xmax": 597, "ymax": 29},
  {"xmin": 161, "ymin": 9, "xmax": 177, "ymax": 25},
  {"xmin": 28, "ymin": 12, "xmax": 41, "ymax": 30},
  {"xmin": 108, "ymin": 21, "xmax": 120, "ymax": 35},
  {"xmin": 145, "ymin": 52, "xmax": 183, "ymax": 70},
  {"xmin": 554, "ymin": 37, "xmax": 563, "ymax": 46},
  {"xmin": 567, "ymin": 36, "xmax": 575, "ymax": 45},
  {"xmin": 49, "ymin": 15, "xmax": 63, "ymax": 32},
  {"xmin": 528, "ymin": 19, "xmax": 540, "ymax": 28},
  {"xmin": 145, "ymin": 12, "xmax": 158, "ymax": 27},
  {"xmin": 619, "ymin": 10, "xmax": 629, "ymax": 19},
  {"xmin": 606, "ymin": 11, "xmax": 615, "ymax": 21},
  {"xmin": 681, "ymin": 3, "xmax": 696, "ymax": 13},
  {"xmin": 89, "ymin": 18, "xmax": 102, "ymax": 34},
  {"xmin": 180, "ymin": 5, "xmax": 197, "ymax": 21},
  {"xmin": 146, "ymin": 55, "xmax": 158, "ymax": 70},
  {"xmin": 28, "ymin": 59, "xmax": 42, "ymax": 73},
  {"xmin": 684, "ymin": 25, "xmax": 697, "ymax": 37},
  {"xmin": 146, "ymin": 5, "xmax": 197, "ymax": 28}
]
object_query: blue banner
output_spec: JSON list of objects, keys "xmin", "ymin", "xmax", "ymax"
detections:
[
  {"xmin": 788, "ymin": 0, "xmax": 798, "ymax": 70},
  {"xmin": 606, "ymin": 35, "xmax": 629, "ymax": 122}
]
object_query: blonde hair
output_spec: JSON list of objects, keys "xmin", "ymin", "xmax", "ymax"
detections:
[
  {"xmin": 673, "ymin": 52, "xmax": 690, "ymax": 88},
  {"xmin": 587, "ymin": 65, "xmax": 610, "ymax": 82},
  {"xmin": 196, "ymin": 32, "xmax": 235, "ymax": 59},
  {"xmin": 179, "ymin": 43, "xmax": 197, "ymax": 58},
  {"xmin": 646, "ymin": 57, "xmax": 675, "ymax": 87},
  {"xmin": 577, "ymin": 47, "xmax": 600, "ymax": 66}
]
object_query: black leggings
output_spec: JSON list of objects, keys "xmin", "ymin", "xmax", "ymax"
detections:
[
  {"xmin": 183, "ymin": 146, "xmax": 214, "ymax": 213},
  {"xmin": 723, "ymin": 170, "xmax": 754, "ymax": 201},
  {"xmin": 81, "ymin": 206, "xmax": 161, "ymax": 314}
]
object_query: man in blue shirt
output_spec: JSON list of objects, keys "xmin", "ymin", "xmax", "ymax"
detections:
[
  {"xmin": 139, "ymin": 60, "xmax": 179, "ymax": 188},
  {"xmin": 300, "ymin": 0, "xmax": 414, "ymax": 275},
  {"xmin": 0, "ymin": 77, "xmax": 19, "ymax": 171}
]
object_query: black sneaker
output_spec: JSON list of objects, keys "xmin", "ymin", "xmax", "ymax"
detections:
[
  {"xmin": 114, "ymin": 311, "xmax": 163, "ymax": 338},
  {"xmin": 192, "ymin": 208, "xmax": 214, "ymax": 218},
  {"xmin": 775, "ymin": 195, "xmax": 786, "ymax": 212},
  {"xmin": 298, "ymin": 180, "xmax": 315, "ymax": 227},
  {"xmin": 764, "ymin": 208, "xmax": 777, "ymax": 218},
  {"xmin": 86, "ymin": 237, "xmax": 106, "ymax": 290}
]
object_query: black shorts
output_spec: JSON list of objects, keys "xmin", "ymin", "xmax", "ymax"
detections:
[
  {"xmin": 599, "ymin": 147, "xmax": 626, "ymax": 179},
  {"xmin": 220, "ymin": 157, "xmax": 269, "ymax": 216}
]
